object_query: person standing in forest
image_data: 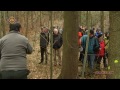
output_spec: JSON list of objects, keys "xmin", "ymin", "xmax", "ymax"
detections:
[
  {"xmin": 39, "ymin": 27, "xmax": 49, "ymax": 64},
  {"xmin": 104, "ymin": 32, "xmax": 109, "ymax": 59},
  {"xmin": 95, "ymin": 34, "xmax": 107, "ymax": 70},
  {"xmin": 81, "ymin": 29, "xmax": 99, "ymax": 75},
  {"xmin": 0, "ymin": 22, "xmax": 33, "ymax": 79},
  {"xmin": 53, "ymin": 28, "xmax": 63, "ymax": 66},
  {"xmin": 78, "ymin": 26, "xmax": 84, "ymax": 63}
]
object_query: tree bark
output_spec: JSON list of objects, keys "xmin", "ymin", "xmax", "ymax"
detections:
[
  {"xmin": 79, "ymin": 11, "xmax": 82, "ymax": 25},
  {"xmin": 101, "ymin": 11, "xmax": 104, "ymax": 33},
  {"xmin": 58, "ymin": 11, "xmax": 79, "ymax": 79},
  {"xmin": 25, "ymin": 11, "xmax": 29, "ymax": 37},
  {"xmin": 108, "ymin": 11, "xmax": 120, "ymax": 79},
  {"xmin": 1, "ymin": 11, "xmax": 6, "ymax": 36}
]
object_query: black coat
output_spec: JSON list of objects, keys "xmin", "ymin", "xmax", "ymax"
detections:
[
  {"xmin": 40, "ymin": 32, "xmax": 49, "ymax": 48},
  {"xmin": 53, "ymin": 34, "xmax": 63, "ymax": 49}
]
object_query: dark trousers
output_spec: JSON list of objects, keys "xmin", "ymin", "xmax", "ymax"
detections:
[
  {"xmin": 0, "ymin": 69, "xmax": 30, "ymax": 79},
  {"xmin": 87, "ymin": 54, "xmax": 95, "ymax": 73},
  {"xmin": 96, "ymin": 55, "xmax": 107, "ymax": 68},
  {"xmin": 40, "ymin": 47, "xmax": 47, "ymax": 63},
  {"xmin": 79, "ymin": 53, "xmax": 84, "ymax": 63},
  {"xmin": 79, "ymin": 49, "xmax": 84, "ymax": 63}
]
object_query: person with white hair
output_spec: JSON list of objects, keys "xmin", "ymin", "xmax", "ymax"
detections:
[{"xmin": 53, "ymin": 28, "xmax": 63, "ymax": 66}]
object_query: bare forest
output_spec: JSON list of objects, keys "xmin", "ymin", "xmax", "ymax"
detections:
[{"xmin": 0, "ymin": 11, "xmax": 119, "ymax": 79}]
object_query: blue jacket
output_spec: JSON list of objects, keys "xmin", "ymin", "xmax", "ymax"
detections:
[{"xmin": 81, "ymin": 35, "xmax": 99, "ymax": 54}]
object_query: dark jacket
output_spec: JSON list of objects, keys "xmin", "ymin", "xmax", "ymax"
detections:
[
  {"xmin": 40, "ymin": 32, "xmax": 49, "ymax": 48},
  {"xmin": 81, "ymin": 35, "xmax": 99, "ymax": 54},
  {"xmin": 53, "ymin": 34, "xmax": 63, "ymax": 49},
  {"xmin": 0, "ymin": 31, "xmax": 33, "ymax": 71}
]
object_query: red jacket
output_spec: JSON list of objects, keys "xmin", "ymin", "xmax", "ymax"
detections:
[
  {"xmin": 78, "ymin": 32, "xmax": 83, "ymax": 46},
  {"xmin": 97, "ymin": 40, "xmax": 105, "ymax": 57}
]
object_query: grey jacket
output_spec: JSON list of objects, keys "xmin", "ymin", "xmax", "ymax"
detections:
[{"xmin": 0, "ymin": 31, "xmax": 32, "ymax": 71}]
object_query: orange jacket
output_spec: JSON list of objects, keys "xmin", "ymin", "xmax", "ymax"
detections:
[{"xmin": 78, "ymin": 32, "xmax": 83, "ymax": 46}]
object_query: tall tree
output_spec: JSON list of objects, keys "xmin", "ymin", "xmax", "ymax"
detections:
[
  {"xmin": 108, "ymin": 11, "xmax": 120, "ymax": 79},
  {"xmin": 50, "ymin": 11, "xmax": 53, "ymax": 79},
  {"xmin": 31, "ymin": 11, "xmax": 34, "ymax": 30},
  {"xmin": 79, "ymin": 11, "xmax": 82, "ymax": 25},
  {"xmin": 16, "ymin": 11, "xmax": 19, "ymax": 21},
  {"xmin": 58, "ymin": 11, "xmax": 79, "ymax": 79},
  {"xmin": 39, "ymin": 11, "xmax": 42, "ymax": 27},
  {"xmin": 1, "ymin": 11, "xmax": 6, "ymax": 36},
  {"xmin": 90, "ymin": 11, "xmax": 93, "ymax": 28},
  {"xmin": 101, "ymin": 11, "xmax": 104, "ymax": 33},
  {"xmin": 0, "ymin": 11, "xmax": 1, "ymax": 38},
  {"xmin": 25, "ymin": 11, "xmax": 29, "ymax": 37},
  {"xmin": 81, "ymin": 11, "xmax": 90, "ymax": 78},
  {"xmin": 86, "ymin": 11, "xmax": 89, "ymax": 29}
]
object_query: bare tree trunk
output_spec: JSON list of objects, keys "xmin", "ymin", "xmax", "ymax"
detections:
[
  {"xmin": 81, "ymin": 11, "xmax": 91, "ymax": 79},
  {"xmin": 101, "ymin": 11, "xmax": 104, "ymax": 33},
  {"xmin": 50, "ymin": 11, "xmax": 53, "ymax": 79},
  {"xmin": 31, "ymin": 11, "xmax": 34, "ymax": 30},
  {"xmin": 39, "ymin": 11, "xmax": 42, "ymax": 27},
  {"xmin": 1, "ymin": 11, "xmax": 6, "ymax": 36},
  {"xmin": 86, "ymin": 11, "xmax": 89, "ymax": 29},
  {"xmin": 0, "ymin": 11, "xmax": 1, "ymax": 38},
  {"xmin": 107, "ymin": 11, "xmax": 120, "ymax": 79},
  {"xmin": 16, "ymin": 11, "xmax": 19, "ymax": 21},
  {"xmin": 90, "ymin": 11, "xmax": 93, "ymax": 28},
  {"xmin": 58, "ymin": 11, "xmax": 79, "ymax": 79},
  {"xmin": 25, "ymin": 11, "xmax": 29, "ymax": 37},
  {"xmin": 79, "ymin": 11, "xmax": 82, "ymax": 25}
]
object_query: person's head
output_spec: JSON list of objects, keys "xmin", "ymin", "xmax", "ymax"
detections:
[
  {"xmin": 41, "ymin": 27, "xmax": 44, "ymax": 32},
  {"xmin": 44, "ymin": 27, "xmax": 48, "ymax": 33},
  {"xmin": 105, "ymin": 32, "xmax": 109, "ymax": 37},
  {"xmin": 79, "ymin": 25, "xmax": 83, "ymax": 29},
  {"xmin": 89, "ymin": 29, "xmax": 94, "ymax": 37},
  {"xmin": 9, "ymin": 23, "xmax": 21, "ymax": 32},
  {"xmin": 96, "ymin": 28, "xmax": 99, "ymax": 32},
  {"xmin": 53, "ymin": 28, "xmax": 59, "ymax": 35},
  {"xmin": 98, "ymin": 34, "xmax": 103, "ymax": 41},
  {"xmin": 92, "ymin": 27, "xmax": 95, "ymax": 31},
  {"xmin": 105, "ymin": 32, "xmax": 109, "ymax": 39},
  {"xmin": 79, "ymin": 26, "xmax": 83, "ymax": 32}
]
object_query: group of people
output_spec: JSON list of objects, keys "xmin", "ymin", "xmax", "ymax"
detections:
[
  {"xmin": 0, "ymin": 22, "xmax": 63, "ymax": 79},
  {"xmin": 0, "ymin": 21, "xmax": 109, "ymax": 79},
  {"xmin": 39, "ymin": 26, "xmax": 63, "ymax": 66},
  {"xmin": 78, "ymin": 26, "xmax": 109, "ymax": 75}
]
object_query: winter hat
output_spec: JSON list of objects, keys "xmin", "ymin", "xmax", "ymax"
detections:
[{"xmin": 98, "ymin": 33, "xmax": 103, "ymax": 38}]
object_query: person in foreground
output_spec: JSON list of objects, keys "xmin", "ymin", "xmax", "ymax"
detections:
[{"xmin": 0, "ymin": 23, "xmax": 33, "ymax": 79}]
